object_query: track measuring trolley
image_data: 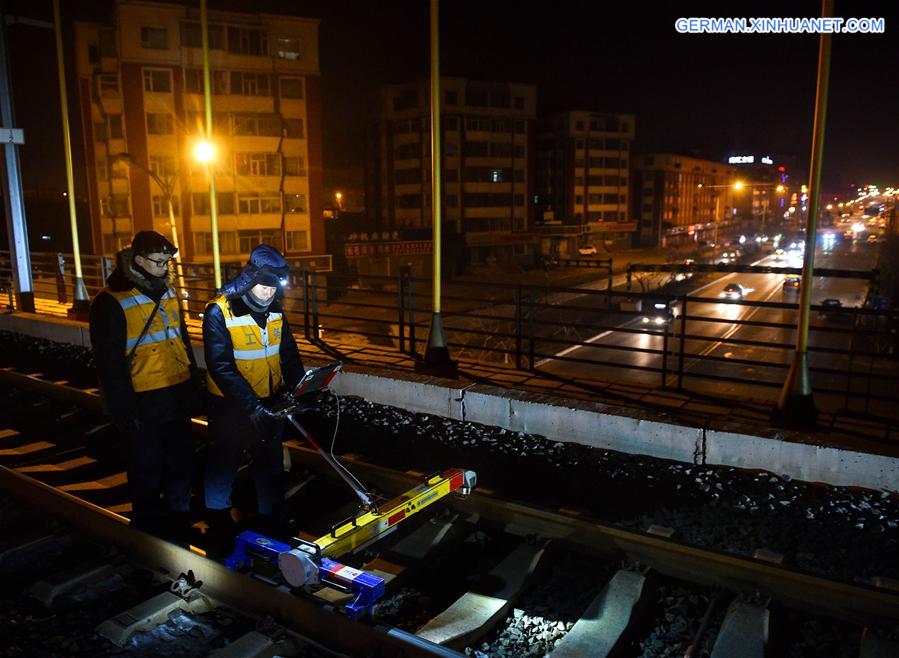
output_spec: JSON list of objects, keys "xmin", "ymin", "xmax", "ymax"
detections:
[{"xmin": 226, "ymin": 363, "xmax": 478, "ymax": 619}]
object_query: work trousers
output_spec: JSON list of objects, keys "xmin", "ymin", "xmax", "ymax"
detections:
[
  {"xmin": 204, "ymin": 397, "xmax": 284, "ymax": 516},
  {"xmin": 126, "ymin": 418, "xmax": 193, "ymax": 527}
]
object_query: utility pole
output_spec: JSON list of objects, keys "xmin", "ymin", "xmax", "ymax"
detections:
[
  {"xmin": 0, "ymin": 0, "xmax": 33, "ymax": 312},
  {"xmin": 53, "ymin": 0, "xmax": 89, "ymax": 319},
  {"xmin": 416, "ymin": 0, "xmax": 457, "ymax": 378},
  {"xmin": 773, "ymin": 0, "xmax": 833, "ymax": 429},
  {"xmin": 200, "ymin": 0, "xmax": 221, "ymax": 290}
]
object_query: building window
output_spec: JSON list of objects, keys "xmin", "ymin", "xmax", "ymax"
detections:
[
  {"xmin": 276, "ymin": 36, "xmax": 302, "ymax": 61},
  {"xmin": 231, "ymin": 71, "xmax": 271, "ymax": 96},
  {"xmin": 513, "ymin": 145, "xmax": 524, "ymax": 158},
  {"xmin": 280, "ymin": 77, "xmax": 304, "ymax": 99},
  {"xmin": 238, "ymin": 192, "xmax": 281, "ymax": 214},
  {"xmin": 397, "ymin": 194, "xmax": 421, "ymax": 209},
  {"xmin": 227, "ymin": 27, "xmax": 268, "ymax": 56},
  {"xmin": 142, "ymin": 68, "xmax": 172, "ymax": 93},
  {"xmin": 284, "ymin": 156, "xmax": 306, "ymax": 176},
  {"xmin": 514, "ymin": 194, "xmax": 524, "ymax": 206},
  {"xmin": 151, "ymin": 195, "xmax": 180, "ymax": 217},
  {"xmin": 446, "ymin": 194, "xmax": 458, "ymax": 207},
  {"xmin": 108, "ymin": 114, "xmax": 123, "ymax": 139},
  {"xmin": 394, "ymin": 143, "xmax": 419, "ymax": 160},
  {"xmin": 146, "ymin": 113, "xmax": 173, "ymax": 135},
  {"xmin": 286, "ymin": 230, "xmax": 308, "ymax": 251},
  {"xmin": 110, "ymin": 160, "xmax": 128, "ymax": 179},
  {"xmin": 101, "ymin": 194, "xmax": 130, "ymax": 217},
  {"xmin": 514, "ymin": 169, "xmax": 524, "ymax": 182},
  {"xmin": 184, "ymin": 69, "xmax": 227, "ymax": 94},
  {"xmin": 445, "ymin": 168, "xmax": 458, "ymax": 182},
  {"xmin": 575, "ymin": 195, "xmax": 584, "ymax": 204},
  {"xmin": 239, "ymin": 229, "xmax": 281, "ymax": 253},
  {"xmin": 463, "ymin": 141, "xmax": 488, "ymax": 157},
  {"xmin": 395, "ymin": 168, "xmax": 420, "ymax": 185},
  {"xmin": 98, "ymin": 74, "xmax": 119, "ymax": 97},
  {"xmin": 514, "ymin": 96, "xmax": 524, "ymax": 110},
  {"xmin": 286, "ymin": 193, "xmax": 306, "ymax": 213},
  {"xmin": 235, "ymin": 152, "xmax": 281, "ymax": 176},
  {"xmin": 192, "ymin": 192, "xmax": 234, "ymax": 215},
  {"xmin": 194, "ymin": 232, "xmax": 213, "ymax": 255},
  {"xmin": 445, "ymin": 142, "xmax": 457, "ymax": 156},
  {"xmin": 444, "ymin": 117, "xmax": 458, "ymax": 131},
  {"xmin": 96, "ymin": 159, "xmax": 107, "ymax": 179},
  {"xmin": 490, "ymin": 143, "xmax": 511, "ymax": 158},
  {"xmin": 514, "ymin": 120, "xmax": 525, "ymax": 134},
  {"xmin": 140, "ymin": 26, "xmax": 168, "ymax": 50},
  {"xmin": 465, "ymin": 117, "xmax": 491, "ymax": 132},
  {"xmin": 284, "ymin": 118, "xmax": 304, "ymax": 138},
  {"xmin": 180, "ymin": 22, "xmax": 225, "ymax": 49},
  {"xmin": 445, "ymin": 90, "xmax": 457, "ymax": 105},
  {"xmin": 148, "ymin": 155, "xmax": 176, "ymax": 178},
  {"xmin": 233, "ymin": 113, "xmax": 281, "ymax": 136}
]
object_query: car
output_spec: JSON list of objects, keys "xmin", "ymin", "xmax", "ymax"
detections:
[
  {"xmin": 719, "ymin": 283, "xmax": 745, "ymax": 300},
  {"xmin": 641, "ymin": 298, "xmax": 676, "ymax": 326},
  {"xmin": 866, "ymin": 233, "xmax": 879, "ymax": 244},
  {"xmin": 782, "ymin": 276, "xmax": 800, "ymax": 291},
  {"xmin": 578, "ymin": 245, "xmax": 598, "ymax": 256},
  {"xmin": 841, "ymin": 230, "xmax": 854, "ymax": 239},
  {"xmin": 817, "ymin": 298, "xmax": 843, "ymax": 320},
  {"xmin": 773, "ymin": 248, "xmax": 785, "ymax": 260}
]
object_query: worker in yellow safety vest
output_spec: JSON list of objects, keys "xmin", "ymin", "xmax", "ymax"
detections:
[
  {"xmin": 89, "ymin": 231, "xmax": 203, "ymax": 536},
  {"xmin": 203, "ymin": 244, "xmax": 304, "ymax": 538}
]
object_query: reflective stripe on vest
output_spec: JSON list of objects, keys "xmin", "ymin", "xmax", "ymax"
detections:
[
  {"xmin": 106, "ymin": 286, "xmax": 191, "ymax": 393},
  {"xmin": 207, "ymin": 296, "xmax": 283, "ymax": 399}
]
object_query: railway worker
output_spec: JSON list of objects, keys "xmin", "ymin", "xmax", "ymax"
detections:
[
  {"xmin": 89, "ymin": 230, "xmax": 202, "ymax": 536},
  {"xmin": 203, "ymin": 244, "xmax": 305, "ymax": 538}
]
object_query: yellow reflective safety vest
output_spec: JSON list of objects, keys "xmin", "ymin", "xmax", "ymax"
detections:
[
  {"xmin": 106, "ymin": 286, "xmax": 191, "ymax": 393},
  {"xmin": 207, "ymin": 296, "xmax": 284, "ymax": 399}
]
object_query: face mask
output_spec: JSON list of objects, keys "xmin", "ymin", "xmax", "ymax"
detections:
[{"xmin": 242, "ymin": 289, "xmax": 273, "ymax": 313}]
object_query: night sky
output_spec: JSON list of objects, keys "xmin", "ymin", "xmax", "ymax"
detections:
[{"xmin": 5, "ymin": 0, "xmax": 898, "ymax": 200}]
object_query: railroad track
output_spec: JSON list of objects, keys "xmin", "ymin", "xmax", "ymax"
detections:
[{"xmin": 1, "ymin": 365, "xmax": 898, "ymax": 657}]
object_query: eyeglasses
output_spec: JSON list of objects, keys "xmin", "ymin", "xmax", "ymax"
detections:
[{"xmin": 143, "ymin": 256, "xmax": 173, "ymax": 267}]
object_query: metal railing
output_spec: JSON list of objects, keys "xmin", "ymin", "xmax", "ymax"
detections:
[{"xmin": 3, "ymin": 254, "xmax": 897, "ymax": 423}]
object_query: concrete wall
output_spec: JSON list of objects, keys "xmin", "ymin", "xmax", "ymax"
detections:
[{"xmin": 1, "ymin": 311, "xmax": 896, "ymax": 492}]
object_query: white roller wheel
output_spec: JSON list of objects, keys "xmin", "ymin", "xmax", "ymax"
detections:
[{"xmin": 279, "ymin": 548, "xmax": 319, "ymax": 587}]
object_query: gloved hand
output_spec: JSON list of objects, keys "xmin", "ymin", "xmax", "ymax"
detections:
[{"xmin": 249, "ymin": 403, "xmax": 281, "ymax": 440}]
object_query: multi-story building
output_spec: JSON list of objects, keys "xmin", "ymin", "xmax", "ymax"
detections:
[
  {"xmin": 633, "ymin": 154, "xmax": 738, "ymax": 247},
  {"xmin": 725, "ymin": 154, "xmax": 789, "ymax": 233},
  {"xmin": 535, "ymin": 111, "xmax": 636, "ymax": 254},
  {"xmin": 365, "ymin": 77, "xmax": 537, "ymax": 269},
  {"xmin": 74, "ymin": 0, "xmax": 325, "ymax": 263}
]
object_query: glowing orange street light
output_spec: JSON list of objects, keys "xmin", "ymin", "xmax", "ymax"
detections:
[{"xmin": 193, "ymin": 139, "xmax": 216, "ymax": 163}]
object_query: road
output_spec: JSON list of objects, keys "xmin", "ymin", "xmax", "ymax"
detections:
[{"xmin": 538, "ymin": 230, "xmax": 885, "ymax": 408}]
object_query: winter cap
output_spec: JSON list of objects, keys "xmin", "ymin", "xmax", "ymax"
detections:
[{"xmin": 131, "ymin": 230, "xmax": 177, "ymax": 257}]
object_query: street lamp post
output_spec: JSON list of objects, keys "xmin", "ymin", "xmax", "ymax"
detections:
[{"xmin": 111, "ymin": 153, "xmax": 188, "ymax": 314}]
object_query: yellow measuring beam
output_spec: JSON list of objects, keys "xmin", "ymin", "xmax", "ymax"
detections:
[{"xmin": 314, "ymin": 468, "xmax": 474, "ymax": 558}]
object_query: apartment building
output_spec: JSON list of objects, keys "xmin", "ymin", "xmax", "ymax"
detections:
[
  {"xmin": 365, "ymin": 77, "xmax": 537, "ymax": 266},
  {"xmin": 633, "ymin": 154, "xmax": 738, "ymax": 247},
  {"xmin": 74, "ymin": 0, "xmax": 325, "ymax": 262},
  {"xmin": 535, "ymin": 111, "xmax": 636, "ymax": 254}
]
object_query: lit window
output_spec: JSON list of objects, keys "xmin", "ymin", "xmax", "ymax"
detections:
[{"xmin": 276, "ymin": 36, "xmax": 301, "ymax": 60}]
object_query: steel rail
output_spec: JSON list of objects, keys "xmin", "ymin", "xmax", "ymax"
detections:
[
  {"xmin": 0, "ymin": 432, "xmax": 461, "ymax": 658},
  {"xmin": 3, "ymin": 368, "xmax": 898, "ymax": 628},
  {"xmin": 285, "ymin": 445, "xmax": 899, "ymax": 629}
]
